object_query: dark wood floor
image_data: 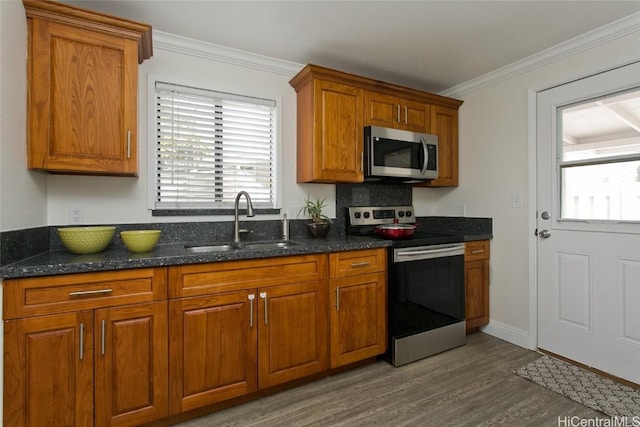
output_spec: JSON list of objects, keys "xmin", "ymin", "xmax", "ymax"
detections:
[{"xmin": 175, "ymin": 333, "xmax": 602, "ymax": 426}]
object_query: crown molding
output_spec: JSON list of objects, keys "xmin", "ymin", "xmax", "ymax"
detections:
[
  {"xmin": 152, "ymin": 30, "xmax": 304, "ymax": 77},
  {"xmin": 440, "ymin": 12, "xmax": 640, "ymax": 98}
]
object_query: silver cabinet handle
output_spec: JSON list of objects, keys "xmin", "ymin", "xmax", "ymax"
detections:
[
  {"xmin": 101, "ymin": 319, "xmax": 106, "ymax": 356},
  {"xmin": 69, "ymin": 289, "xmax": 113, "ymax": 297},
  {"xmin": 350, "ymin": 261, "xmax": 371, "ymax": 268},
  {"xmin": 397, "ymin": 104, "xmax": 400, "ymax": 123},
  {"xmin": 248, "ymin": 294, "xmax": 255, "ymax": 328},
  {"xmin": 79, "ymin": 323, "xmax": 85, "ymax": 360},
  {"xmin": 404, "ymin": 106, "xmax": 408, "ymax": 124},
  {"xmin": 471, "ymin": 249, "xmax": 485, "ymax": 254},
  {"xmin": 260, "ymin": 292, "xmax": 268, "ymax": 325},
  {"xmin": 336, "ymin": 287, "xmax": 340, "ymax": 311},
  {"xmin": 127, "ymin": 130, "xmax": 131, "ymax": 159}
]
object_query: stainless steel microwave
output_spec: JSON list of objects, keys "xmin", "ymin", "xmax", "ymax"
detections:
[{"xmin": 364, "ymin": 126, "xmax": 438, "ymax": 182}]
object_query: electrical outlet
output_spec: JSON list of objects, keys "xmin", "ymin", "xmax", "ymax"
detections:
[
  {"xmin": 457, "ymin": 204, "xmax": 467, "ymax": 216},
  {"xmin": 69, "ymin": 206, "xmax": 83, "ymax": 224}
]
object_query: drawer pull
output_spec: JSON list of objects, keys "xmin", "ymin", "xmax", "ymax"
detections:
[
  {"xmin": 69, "ymin": 289, "xmax": 113, "ymax": 297},
  {"xmin": 470, "ymin": 250, "xmax": 485, "ymax": 254},
  {"xmin": 350, "ymin": 261, "xmax": 371, "ymax": 268}
]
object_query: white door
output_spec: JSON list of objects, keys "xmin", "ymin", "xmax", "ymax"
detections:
[{"xmin": 537, "ymin": 62, "xmax": 640, "ymax": 384}]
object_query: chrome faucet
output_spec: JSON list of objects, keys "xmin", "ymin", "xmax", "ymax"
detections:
[{"xmin": 233, "ymin": 191, "xmax": 255, "ymax": 243}]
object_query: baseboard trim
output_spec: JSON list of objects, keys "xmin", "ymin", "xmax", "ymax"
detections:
[{"xmin": 481, "ymin": 320, "xmax": 531, "ymax": 349}]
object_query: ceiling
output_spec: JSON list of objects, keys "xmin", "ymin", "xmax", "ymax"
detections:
[{"xmin": 62, "ymin": 0, "xmax": 640, "ymax": 94}]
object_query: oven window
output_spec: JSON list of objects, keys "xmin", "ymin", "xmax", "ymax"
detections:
[{"xmin": 389, "ymin": 255, "xmax": 465, "ymax": 338}]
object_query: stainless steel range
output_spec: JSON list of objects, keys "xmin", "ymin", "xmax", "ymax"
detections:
[{"xmin": 347, "ymin": 206, "xmax": 466, "ymax": 367}]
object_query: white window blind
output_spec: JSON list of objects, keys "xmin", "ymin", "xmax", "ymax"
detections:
[{"xmin": 154, "ymin": 82, "xmax": 276, "ymax": 210}]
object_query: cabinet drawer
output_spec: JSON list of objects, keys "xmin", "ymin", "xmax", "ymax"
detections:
[
  {"xmin": 169, "ymin": 254, "xmax": 328, "ymax": 298},
  {"xmin": 3, "ymin": 268, "xmax": 167, "ymax": 319},
  {"xmin": 465, "ymin": 240, "xmax": 490, "ymax": 261},
  {"xmin": 330, "ymin": 248, "xmax": 387, "ymax": 278}
]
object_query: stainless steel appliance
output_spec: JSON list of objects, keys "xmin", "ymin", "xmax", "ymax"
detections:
[
  {"xmin": 347, "ymin": 205, "xmax": 466, "ymax": 367},
  {"xmin": 364, "ymin": 126, "xmax": 438, "ymax": 182}
]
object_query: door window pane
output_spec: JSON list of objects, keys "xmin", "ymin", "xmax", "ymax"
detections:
[{"xmin": 559, "ymin": 88, "xmax": 640, "ymax": 221}]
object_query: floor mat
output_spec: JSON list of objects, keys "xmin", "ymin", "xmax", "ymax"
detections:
[{"xmin": 515, "ymin": 355, "xmax": 640, "ymax": 418}]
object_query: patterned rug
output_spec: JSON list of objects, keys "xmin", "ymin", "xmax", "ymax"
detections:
[{"xmin": 515, "ymin": 355, "xmax": 640, "ymax": 418}]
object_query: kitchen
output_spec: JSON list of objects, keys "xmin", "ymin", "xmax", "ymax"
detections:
[{"xmin": 1, "ymin": 1, "xmax": 639, "ymax": 426}]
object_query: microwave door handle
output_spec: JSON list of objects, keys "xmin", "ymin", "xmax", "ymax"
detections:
[{"xmin": 421, "ymin": 138, "xmax": 428, "ymax": 175}]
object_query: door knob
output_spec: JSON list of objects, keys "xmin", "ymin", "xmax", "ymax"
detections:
[{"xmin": 538, "ymin": 230, "xmax": 551, "ymax": 239}]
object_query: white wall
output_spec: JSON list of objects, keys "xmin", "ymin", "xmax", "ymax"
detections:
[
  {"xmin": 0, "ymin": 0, "xmax": 47, "ymax": 232},
  {"xmin": 414, "ymin": 28, "xmax": 640, "ymax": 344}
]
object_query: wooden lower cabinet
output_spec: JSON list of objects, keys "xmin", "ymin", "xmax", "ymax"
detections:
[
  {"xmin": 3, "ymin": 302, "xmax": 168, "ymax": 427},
  {"xmin": 465, "ymin": 240, "xmax": 490, "ymax": 332},
  {"xmin": 168, "ymin": 257, "xmax": 328, "ymax": 414},
  {"xmin": 329, "ymin": 249, "xmax": 387, "ymax": 368},
  {"xmin": 168, "ymin": 290, "xmax": 257, "ymax": 414},
  {"xmin": 329, "ymin": 272, "xmax": 387, "ymax": 367}
]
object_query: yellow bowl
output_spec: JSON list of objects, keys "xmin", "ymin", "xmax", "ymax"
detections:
[
  {"xmin": 120, "ymin": 230, "xmax": 161, "ymax": 253},
  {"xmin": 57, "ymin": 226, "xmax": 115, "ymax": 254}
]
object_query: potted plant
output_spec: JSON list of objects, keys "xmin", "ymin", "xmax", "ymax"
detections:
[{"xmin": 298, "ymin": 195, "xmax": 332, "ymax": 238}]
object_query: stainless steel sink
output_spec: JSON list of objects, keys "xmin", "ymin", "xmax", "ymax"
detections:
[
  {"xmin": 184, "ymin": 240, "xmax": 299, "ymax": 253},
  {"xmin": 237, "ymin": 240, "xmax": 299, "ymax": 250},
  {"xmin": 184, "ymin": 244, "xmax": 237, "ymax": 253}
]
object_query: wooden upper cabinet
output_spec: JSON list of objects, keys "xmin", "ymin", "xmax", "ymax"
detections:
[
  {"xmin": 290, "ymin": 71, "xmax": 364, "ymax": 183},
  {"xmin": 364, "ymin": 91, "xmax": 430, "ymax": 133},
  {"xmin": 290, "ymin": 64, "xmax": 462, "ymax": 186},
  {"xmin": 416, "ymin": 105, "xmax": 459, "ymax": 187},
  {"xmin": 23, "ymin": 0, "xmax": 152, "ymax": 176}
]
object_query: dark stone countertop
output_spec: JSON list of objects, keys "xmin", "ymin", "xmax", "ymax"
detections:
[{"xmin": 0, "ymin": 232, "xmax": 491, "ymax": 279}]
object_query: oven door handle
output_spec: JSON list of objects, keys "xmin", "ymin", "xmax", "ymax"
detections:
[{"xmin": 395, "ymin": 245, "xmax": 464, "ymax": 261}]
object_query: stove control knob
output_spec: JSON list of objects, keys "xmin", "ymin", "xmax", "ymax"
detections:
[
  {"xmin": 354, "ymin": 212, "xmax": 361, "ymax": 219},
  {"xmin": 406, "ymin": 211, "xmax": 413, "ymax": 218},
  {"xmin": 363, "ymin": 212, "xmax": 370, "ymax": 219},
  {"xmin": 398, "ymin": 211, "xmax": 405, "ymax": 217}
]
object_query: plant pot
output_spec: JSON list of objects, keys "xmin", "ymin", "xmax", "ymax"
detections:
[{"xmin": 306, "ymin": 222, "xmax": 330, "ymax": 238}]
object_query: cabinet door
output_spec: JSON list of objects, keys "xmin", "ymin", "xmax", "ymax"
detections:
[
  {"xmin": 298, "ymin": 80, "xmax": 363, "ymax": 183},
  {"xmin": 422, "ymin": 105, "xmax": 459, "ymax": 187},
  {"xmin": 465, "ymin": 259, "xmax": 490, "ymax": 332},
  {"xmin": 28, "ymin": 18, "xmax": 138, "ymax": 175},
  {"xmin": 365, "ymin": 92, "xmax": 430, "ymax": 133},
  {"xmin": 330, "ymin": 272, "xmax": 387, "ymax": 368},
  {"xmin": 94, "ymin": 302, "xmax": 168, "ymax": 426},
  {"xmin": 4, "ymin": 311, "xmax": 93, "ymax": 427},
  {"xmin": 364, "ymin": 91, "xmax": 400, "ymax": 128},
  {"xmin": 401, "ymin": 99, "xmax": 430, "ymax": 133},
  {"xmin": 168, "ymin": 291, "xmax": 257, "ymax": 414},
  {"xmin": 258, "ymin": 281, "xmax": 328, "ymax": 388}
]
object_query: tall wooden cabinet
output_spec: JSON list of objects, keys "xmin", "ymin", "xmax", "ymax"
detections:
[
  {"xmin": 290, "ymin": 64, "xmax": 463, "ymax": 186},
  {"xmin": 464, "ymin": 240, "xmax": 490, "ymax": 333},
  {"xmin": 3, "ymin": 268, "xmax": 168, "ymax": 427},
  {"xmin": 23, "ymin": 0, "xmax": 152, "ymax": 176}
]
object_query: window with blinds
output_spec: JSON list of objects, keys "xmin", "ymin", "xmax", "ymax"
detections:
[{"xmin": 153, "ymin": 82, "xmax": 277, "ymax": 211}]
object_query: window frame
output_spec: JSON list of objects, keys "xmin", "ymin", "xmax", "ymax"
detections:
[{"xmin": 147, "ymin": 74, "xmax": 282, "ymax": 216}]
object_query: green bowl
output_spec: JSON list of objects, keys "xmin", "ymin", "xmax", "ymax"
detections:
[
  {"xmin": 120, "ymin": 230, "xmax": 161, "ymax": 253},
  {"xmin": 57, "ymin": 226, "xmax": 115, "ymax": 254}
]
